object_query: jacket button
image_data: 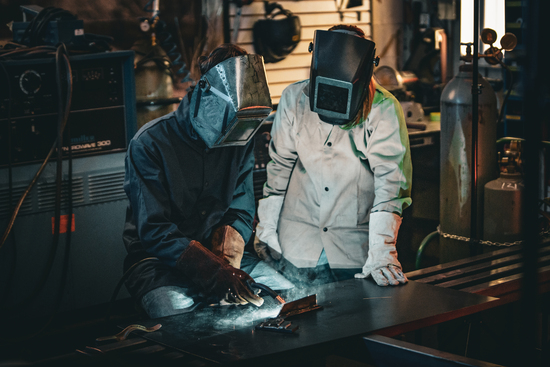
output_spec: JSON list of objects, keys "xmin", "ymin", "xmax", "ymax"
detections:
[
  {"xmin": 201, "ymin": 210, "xmax": 207, "ymax": 216},
  {"xmin": 325, "ymin": 187, "xmax": 329, "ymax": 191},
  {"xmin": 327, "ymin": 142, "xmax": 332, "ymax": 147},
  {"xmin": 323, "ymin": 227, "xmax": 328, "ymax": 232},
  {"xmin": 205, "ymin": 181, "xmax": 209, "ymax": 187}
]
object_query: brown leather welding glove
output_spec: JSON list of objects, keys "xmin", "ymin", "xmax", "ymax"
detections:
[
  {"xmin": 210, "ymin": 225, "xmax": 245, "ymax": 269},
  {"xmin": 177, "ymin": 240, "xmax": 264, "ymax": 307}
]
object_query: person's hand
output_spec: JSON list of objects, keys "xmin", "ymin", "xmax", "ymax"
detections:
[
  {"xmin": 253, "ymin": 235, "xmax": 281, "ymax": 263},
  {"xmin": 355, "ymin": 264, "xmax": 408, "ymax": 286},
  {"xmin": 210, "ymin": 225, "xmax": 245, "ymax": 268},
  {"xmin": 354, "ymin": 212, "xmax": 408, "ymax": 286},
  {"xmin": 255, "ymin": 196, "xmax": 285, "ymax": 261},
  {"xmin": 177, "ymin": 240, "xmax": 264, "ymax": 306}
]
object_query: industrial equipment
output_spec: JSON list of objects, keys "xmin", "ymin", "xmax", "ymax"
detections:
[
  {"xmin": 0, "ymin": 51, "xmax": 136, "ymax": 166},
  {"xmin": 0, "ymin": 51, "xmax": 136, "ymax": 319},
  {"xmin": 12, "ymin": 5, "xmax": 84, "ymax": 47},
  {"xmin": 483, "ymin": 139, "xmax": 524, "ymax": 244},
  {"xmin": 133, "ymin": 0, "xmax": 192, "ymax": 129},
  {"xmin": 439, "ymin": 63, "xmax": 498, "ymax": 262},
  {"xmin": 439, "ymin": 29, "xmax": 517, "ymax": 263}
]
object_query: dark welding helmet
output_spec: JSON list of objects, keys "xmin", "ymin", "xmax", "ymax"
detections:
[
  {"xmin": 189, "ymin": 54, "xmax": 272, "ymax": 148},
  {"xmin": 309, "ymin": 30, "xmax": 378, "ymax": 125},
  {"xmin": 252, "ymin": 2, "xmax": 301, "ymax": 63}
]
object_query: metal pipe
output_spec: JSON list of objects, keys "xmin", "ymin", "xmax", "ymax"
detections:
[{"xmin": 470, "ymin": 0, "xmax": 480, "ymax": 256}]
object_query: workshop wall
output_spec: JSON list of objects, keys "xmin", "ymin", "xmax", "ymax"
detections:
[{"xmin": 229, "ymin": 0, "xmax": 372, "ymax": 105}]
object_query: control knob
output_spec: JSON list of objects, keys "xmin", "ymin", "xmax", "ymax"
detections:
[{"xmin": 19, "ymin": 70, "xmax": 42, "ymax": 95}]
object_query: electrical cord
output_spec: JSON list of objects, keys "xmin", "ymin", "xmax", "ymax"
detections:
[
  {"xmin": 105, "ymin": 257, "xmax": 161, "ymax": 324},
  {"xmin": 0, "ymin": 61, "xmax": 17, "ymax": 300},
  {"xmin": 0, "ymin": 46, "xmax": 71, "ymax": 252},
  {"xmin": 0, "ymin": 45, "xmax": 73, "ymax": 313},
  {"xmin": 0, "ymin": 45, "xmax": 56, "ymax": 59},
  {"xmin": 0, "ymin": 45, "xmax": 73, "ymax": 342},
  {"xmin": 20, "ymin": 7, "xmax": 76, "ymax": 47}
]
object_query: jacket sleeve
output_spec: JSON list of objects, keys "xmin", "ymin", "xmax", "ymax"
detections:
[
  {"xmin": 366, "ymin": 96, "xmax": 413, "ymax": 215},
  {"xmin": 263, "ymin": 86, "xmax": 299, "ymax": 197},
  {"xmin": 124, "ymin": 138, "xmax": 191, "ymax": 267},
  {"xmin": 219, "ymin": 141, "xmax": 256, "ymax": 243}
]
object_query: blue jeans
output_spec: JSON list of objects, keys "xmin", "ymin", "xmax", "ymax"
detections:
[
  {"xmin": 140, "ymin": 253, "xmax": 294, "ymax": 319},
  {"xmin": 274, "ymin": 251, "xmax": 362, "ymax": 288}
]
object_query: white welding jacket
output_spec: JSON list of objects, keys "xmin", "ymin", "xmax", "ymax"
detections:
[{"xmin": 264, "ymin": 80, "xmax": 412, "ymax": 269}]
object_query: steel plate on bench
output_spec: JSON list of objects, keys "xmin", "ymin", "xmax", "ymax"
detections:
[{"xmin": 125, "ymin": 278, "xmax": 498, "ymax": 364}]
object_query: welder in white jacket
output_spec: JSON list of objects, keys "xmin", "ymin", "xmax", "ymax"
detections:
[{"xmin": 255, "ymin": 25, "xmax": 412, "ymax": 287}]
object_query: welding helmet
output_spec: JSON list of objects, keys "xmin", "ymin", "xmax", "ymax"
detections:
[
  {"xmin": 189, "ymin": 54, "xmax": 273, "ymax": 148},
  {"xmin": 253, "ymin": 2, "xmax": 301, "ymax": 63},
  {"xmin": 309, "ymin": 30, "xmax": 378, "ymax": 125}
]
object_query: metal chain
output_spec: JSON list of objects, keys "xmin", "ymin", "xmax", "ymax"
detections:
[{"xmin": 437, "ymin": 226, "xmax": 550, "ymax": 247}]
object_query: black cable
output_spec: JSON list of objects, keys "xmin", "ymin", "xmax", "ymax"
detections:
[
  {"xmin": 20, "ymin": 7, "xmax": 76, "ymax": 47},
  {"xmin": 0, "ymin": 61, "xmax": 17, "ymax": 300},
  {"xmin": 105, "ymin": 257, "xmax": 161, "ymax": 324},
  {"xmin": 0, "ymin": 45, "xmax": 73, "ymax": 313},
  {"xmin": 0, "ymin": 46, "xmax": 69, "ymax": 252},
  {"xmin": 0, "ymin": 47, "xmax": 73, "ymax": 342},
  {"xmin": 0, "ymin": 45, "xmax": 56, "ymax": 59}
]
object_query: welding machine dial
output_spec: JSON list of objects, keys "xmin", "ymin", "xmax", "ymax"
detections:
[{"xmin": 19, "ymin": 70, "xmax": 42, "ymax": 95}]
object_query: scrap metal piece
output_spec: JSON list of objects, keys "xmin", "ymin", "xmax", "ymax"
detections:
[
  {"xmin": 255, "ymin": 317, "xmax": 298, "ymax": 334},
  {"xmin": 96, "ymin": 323, "xmax": 162, "ymax": 342},
  {"xmin": 277, "ymin": 294, "xmax": 322, "ymax": 318}
]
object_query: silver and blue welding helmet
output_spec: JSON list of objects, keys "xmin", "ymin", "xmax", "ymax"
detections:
[
  {"xmin": 189, "ymin": 54, "xmax": 273, "ymax": 148},
  {"xmin": 309, "ymin": 30, "xmax": 378, "ymax": 125}
]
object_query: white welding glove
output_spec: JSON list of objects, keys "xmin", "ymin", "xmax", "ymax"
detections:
[
  {"xmin": 355, "ymin": 211, "xmax": 408, "ymax": 286},
  {"xmin": 254, "ymin": 195, "xmax": 284, "ymax": 262}
]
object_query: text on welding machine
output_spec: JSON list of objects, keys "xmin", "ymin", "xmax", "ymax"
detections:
[{"xmin": 0, "ymin": 51, "xmax": 135, "ymax": 167}]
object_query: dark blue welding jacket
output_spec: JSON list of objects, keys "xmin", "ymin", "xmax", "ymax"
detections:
[{"xmin": 122, "ymin": 96, "xmax": 255, "ymax": 300}]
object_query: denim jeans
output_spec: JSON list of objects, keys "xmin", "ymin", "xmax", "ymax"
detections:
[
  {"xmin": 274, "ymin": 251, "xmax": 362, "ymax": 288},
  {"xmin": 140, "ymin": 253, "xmax": 294, "ymax": 319}
]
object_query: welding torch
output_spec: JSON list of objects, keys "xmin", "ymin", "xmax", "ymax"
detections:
[{"xmin": 247, "ymin": 281, "xmax": 286, "ymax": 304}]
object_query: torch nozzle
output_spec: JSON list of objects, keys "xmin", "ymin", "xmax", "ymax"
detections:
[{"xmin": 247, "ymin": 281, "xmax": 286, "ymax": 304}]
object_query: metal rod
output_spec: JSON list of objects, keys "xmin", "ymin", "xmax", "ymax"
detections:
[{"xmin": 470, "ymin": 0, "xmax": 480, "ymax": 255}]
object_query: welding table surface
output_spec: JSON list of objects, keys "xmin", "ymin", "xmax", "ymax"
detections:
[{"xmin": 130, "ymin": 278, "xmax": 498, "ymax": 363}]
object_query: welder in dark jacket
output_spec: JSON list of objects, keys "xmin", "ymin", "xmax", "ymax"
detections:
[{"xmin": 122, "ymin": 44, "xmax": 294, "ymax": 318}]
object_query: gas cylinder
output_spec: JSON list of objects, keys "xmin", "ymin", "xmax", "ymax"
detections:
[
  {"xmin": 132, "ymin": 40, "xmax": 175, "ymax": 130},
  {"xmin": 440, "ymin": 63, "xmax": 499, "ymax": 262},
  {"xmin": 483, "ymin": 140, "xmax": 524, "ymax": 245},
  {"xmin": 483, "ymin": 173, "xmax": 523, "ymax": 244}
]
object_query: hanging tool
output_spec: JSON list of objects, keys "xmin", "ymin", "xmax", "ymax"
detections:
[{"xmin": 231, "ymin": 0, "xmax": 253, "ymax": 44}]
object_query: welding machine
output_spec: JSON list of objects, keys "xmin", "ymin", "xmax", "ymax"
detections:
[{"xmin": 0, "ymin": 51, "xmax": 136, "ymax": 317}]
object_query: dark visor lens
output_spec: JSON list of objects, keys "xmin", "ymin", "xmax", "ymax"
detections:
[
  {"xmin": 317, "ymin": 83, "xmax": 349, "ymax": 114},
  {"xmin": 218, "ymin": 118, "xmax": 263, "ymax": 145}
]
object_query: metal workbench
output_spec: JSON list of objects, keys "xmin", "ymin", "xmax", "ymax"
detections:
[{"xmin": 117, "ymin": 277, "xmax": 497, "ymax": 365}]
